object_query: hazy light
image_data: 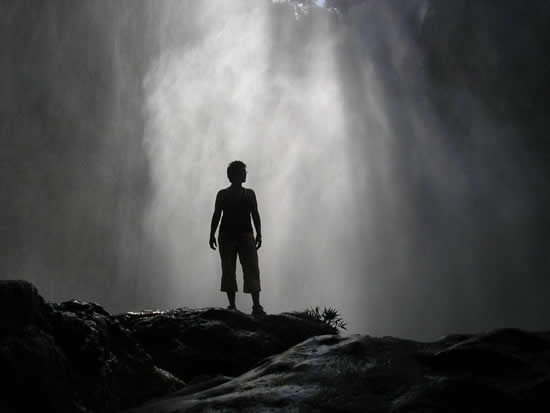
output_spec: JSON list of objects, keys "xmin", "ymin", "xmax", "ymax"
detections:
[
  {"xmin": 143, "ymin": 1, "xmax": 364, "ymax": 328},
  {"xmin": 141, "ymin": 0, "xmax": 535, "ymax": 339}
]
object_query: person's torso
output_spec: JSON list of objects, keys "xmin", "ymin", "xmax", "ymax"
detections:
[{"xmin": 219, "ymin": 187, "xmax": 253, "ymax": 235}]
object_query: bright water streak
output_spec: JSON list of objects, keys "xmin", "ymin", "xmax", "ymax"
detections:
[
  {"xmin": 141, "ymin": 1, "xmax": 533, "ymax": 338},
  {"xmin": 143, "ymin": 1, "xmax": 364, "ymax": 330}
]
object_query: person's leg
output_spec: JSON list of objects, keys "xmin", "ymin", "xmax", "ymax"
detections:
[
  {"xmin": 251, "ymin": 291, "xmax": 260, "ymax": 307},
  {"xmin": 251, "ymin": 291, "xmax": 265, "ymax": 315},
  {"xmin": 238, "ymin": 233, "xmax": 264, "ymax": 314},
  {"xmin": 226, "ymin": 291, "xmax": 236, "ymax": 308},
  {"xmin": 219, "ymin": 233, "xmax": 238, "ymax": 307}
]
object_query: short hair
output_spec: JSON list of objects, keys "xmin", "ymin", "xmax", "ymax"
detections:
[{"xmin": 227, "ymin": 160, "xmax": 246, "ymax": 182}]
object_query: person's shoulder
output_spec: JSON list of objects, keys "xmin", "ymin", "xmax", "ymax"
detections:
[{"xmin": 245, "ymin": 188, "xmax": 257, "ymax": 206}]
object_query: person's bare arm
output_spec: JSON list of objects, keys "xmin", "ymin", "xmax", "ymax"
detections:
[
  {"xmin": 250, "ymin": 190, "xmax": 262, "ymax": 249},
  {"xmin": 210, "ymin": 192, "xmax": 222, "ymax": 249}
]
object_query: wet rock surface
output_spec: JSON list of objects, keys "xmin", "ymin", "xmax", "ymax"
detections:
[{"xmin": 128, "ymin": 329, "xmax": 550, "ymax": 413}]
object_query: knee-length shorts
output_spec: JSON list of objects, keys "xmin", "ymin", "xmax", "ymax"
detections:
[{"xmin": 218, "ymin": 232, "xmax": 261, "ymax": 293}]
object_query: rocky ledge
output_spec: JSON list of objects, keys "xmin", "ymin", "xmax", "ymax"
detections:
[
  {"xmin": 1, "ymin": 280, "xmax": 549, "ymax": 413},
  {"xmin": 0, "ymin": 280, "xmax": 334, "ymax": 413}
]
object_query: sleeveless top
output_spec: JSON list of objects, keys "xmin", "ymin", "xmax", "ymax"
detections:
[{"xmin": 218, "ymin": 187, "xmax": 254, "ymax": 235}]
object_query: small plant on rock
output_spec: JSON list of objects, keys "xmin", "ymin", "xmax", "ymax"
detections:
[{"xmin": 304, "ymin": 306, "xmax": 347, "ymax": 332}]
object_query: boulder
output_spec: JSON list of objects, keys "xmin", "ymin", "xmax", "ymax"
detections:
[
  {"xmin": 0, "ymin": 280, "xmax": 335, "ymax": 412},
  {"xmin": 47, "ymin": 299, "xmax": 184, "ymax": 412},
  {"xmin": 3, "ymin": 279, "xmax": 550, "ymax": 413},
  {"xmin": 127, "ymin": 329, "xmax": 550, "ymax": 413},
  {"xmin": 114, "ymin": 307, "xmax": 337, "ymax": 382},
  {"xmin": 0, "ymin": 281, "xmax": 183, "ymax": 413},
  {"xmin": 0, "ymin": 325, "xmax": 77, "ymax": 413},
  {"xmin": 0, "ymin": 280, "xmax": 50, "ymax": 332}
]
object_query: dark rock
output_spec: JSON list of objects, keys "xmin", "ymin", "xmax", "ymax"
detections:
[
  {"xmin": 0, "ymin": 280, "xmax": 335, "ymax": 412},
  {"xmin": 417, "ymin": 328, "xmax": 550, "ymax": 377},
  {"xmin": 0, "ymin": 281, "xmax": 183, "ymax": 413},
  {"xmin": 5, "ymin": 279, "xmax": 549, "ymax": 413},
  {"xmin": 47, "ymin": 299, "xmax": 184, "ymax": 412},
  {"xmin": 114, "ymin": 307, "xmax": 337, "ymax": 382},
  {"xmin": 0, "ymin": 325, "xmax": 77, "ymax": 413},
  {"xmin": 126, "ymin": 330, "xmax": 550, "ymax": 413},
  {"xmin": 394, "ymin": 376, "xmax": 522, "ymax": 413},
  {"xmin": 0, "ymin": 279, "xmax": 50, "ymax": 332}
]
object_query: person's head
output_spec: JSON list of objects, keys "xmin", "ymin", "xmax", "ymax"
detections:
[{"xmin": 227, "ymin": 160, "xmax": 247, "ymax": 184}]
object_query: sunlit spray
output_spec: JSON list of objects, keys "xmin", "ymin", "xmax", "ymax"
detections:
[
  {"xmin": 142, "ymin": 1, "xmax": 534, "ymax": 337},
  {"xmin": 143, "ymin": 1, "xmax": 360, "ymax": 321}
]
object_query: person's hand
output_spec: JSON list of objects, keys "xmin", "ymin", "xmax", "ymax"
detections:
[
  {"xmin": 209, "ymin": 235, "xmax": 217, "ymax": 250},
  {"xmin": 255, "ymin": 234, "xmax": 262, "ymax": 250}
]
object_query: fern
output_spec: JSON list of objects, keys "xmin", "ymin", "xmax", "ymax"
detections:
[{"xmin": 304, "ymin": 306, "xmax": 347, "ymax": 332}]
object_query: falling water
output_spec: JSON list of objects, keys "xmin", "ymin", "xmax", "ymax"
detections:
[
  {"xmin": 143, "ymin": 1, "xmax": 356, "ymax": 316},
  {"xmin": 142, "ymin": 0, "xmax": 541, "ymax": 338},
  {"xmin": 4, "ymin": 1, "xmax": 546, "ymax": 340}
]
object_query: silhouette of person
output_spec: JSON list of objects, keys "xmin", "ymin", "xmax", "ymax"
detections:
[{"xmin": 210, "ymin": 161, "xmax": 265, "ymax": 315}]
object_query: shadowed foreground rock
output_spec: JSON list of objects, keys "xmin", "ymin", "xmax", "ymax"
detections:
[
  {"xmin": 127, "ymin": 330, "xmax": 550, "ymax": 413},
  {"xmin": 114, "ymin": 307, "xmax": 337, "ymax": 382},
  {"xmin": 0, "ymin": 280, "xmax": 335, "ymax": 412},
  {"xmin": 3, "ymin": 280, "xmax": 549, "ymax": 412},
  {"xmin": 0, "ymin": 280, "xmax": 183, "ymax": 413}
]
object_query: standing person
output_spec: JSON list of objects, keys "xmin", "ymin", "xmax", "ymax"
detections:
[{"xmin": 209, "ymin": 161, "xmax": 265, "ymax": 315}]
